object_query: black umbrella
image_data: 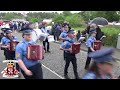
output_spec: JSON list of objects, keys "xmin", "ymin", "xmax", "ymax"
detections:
[{"xmin": 90, "ymin": 17, "xmax": 108, "ymax": 25}]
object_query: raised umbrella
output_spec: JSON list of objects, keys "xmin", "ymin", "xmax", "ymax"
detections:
[{"xmin": 90, "ymin": 17, "xmax": 108, "ymax": 25}]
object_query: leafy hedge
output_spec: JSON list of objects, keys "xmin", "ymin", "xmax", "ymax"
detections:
[{"xmin": 101, "ymin": 26, "xmax": 120, "ymax": 47}]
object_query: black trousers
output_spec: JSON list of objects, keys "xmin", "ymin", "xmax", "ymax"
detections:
[
  {"xmin": 64, "ymin": 53, "xmax": 78, "ymax": 76},
  {"xmin": 85, "ymin": 47, "xmax": 92, "ymax": 68},
  {"xmin": 63, "ymin": 51, "xmax": 66, "ymax": 60},
  {"xmin": 21, "ymin": 63, "xmax": 43, "ymax": 79},
  {"xmin": 43, "ymin": 38, "xmax": 50, "ymax": 52},
  {"xmin": 4, "ymin": 49, "xmax": 8, "ymax": 60},
  {"xmin": 54, "ymin": 31, "xmax": 60, "ymax": 41}
]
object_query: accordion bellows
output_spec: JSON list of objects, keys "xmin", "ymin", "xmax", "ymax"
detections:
[
  {"xmin": 93, "ymin": 40, "xmax": 102, "ymax": 50},
  {"xmin": 27, "ymin": 45, "xmax": 44, "ymax": 60},
  {"xmin": 72, "ymin": 43, "xmax": 81, "ymax": 54}
]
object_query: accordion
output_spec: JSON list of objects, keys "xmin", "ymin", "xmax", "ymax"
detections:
[
  {"xmin": 93, "ymin": 40, "xmax": 102, "ymax": 50},
  {"xmin": 27, "ymin": 44, "xmax": 44, "ymax": 60},
  {"xmin": 9, "ymin": 41, "xmax": 19, "ymax": 51},
  {"xmin": 71, "ymin": 43, "xmax": 81, "ymax": 54}
]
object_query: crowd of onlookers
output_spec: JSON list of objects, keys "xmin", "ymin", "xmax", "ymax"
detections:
[
  {"xmin": 47, "ymin": 21, "xmax": 105, "ymax": 43},
  {"xmin": 0, "ymin": 21, "xmax": 29, "ymax": 33}
]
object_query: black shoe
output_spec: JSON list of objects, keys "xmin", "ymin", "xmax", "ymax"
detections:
[
  {"xmin": 84, "ymin": 65, "xmax": 89, "ymax": 70},
  {"xmin": 64, "ymin": 57, "xmax": 67, "ymax": 60},
  {"xmin": 44, "ymin": 50, "xmax": 47, "ymax": 53},
  {"xmin": 75, "ymin": 75, "xmax": 80, "ymax": 79},
  {"xmin": 47, "ymin": 51, "xmax": 51, "ymax": 53},
  {"xmin": 64, "ymin": 74, "xmax": 70, "ymax": 79}
]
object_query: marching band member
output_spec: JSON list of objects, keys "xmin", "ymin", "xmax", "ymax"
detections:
[
  {"xmin": 15, "ymin": 29, "xmax": 43, "ymax": 79},
  {"xmin": 83, "ymin": 48, "xmax": 118, "ymax": 79},
  {"xmin": 59, "ymin": 25, "xmax": 69, "ymax": 60},
  {"xmin": 1, "ymin": 29, "xmax": 20, "ymax": 74},
  {"xmin": 84, "ymin": 29, "xmax": 97, "ymax": 70},
  {"xmin": 41, "ymin": 25, "xmax": 50, "ymax": 53},
  {"xmin": 59, "ymin": 25, "xmax": 69, "ymax": 42},
  {"xmin": 60, "ymin": 30, "xmax": 79, "ymax": 79},
  {"xmin": 1, "ymin": 29, "xmax": 18, "ymax": 60},
  {"xmin": 0, "ymin": 28, "xmax": 5, "ymax": 42}
]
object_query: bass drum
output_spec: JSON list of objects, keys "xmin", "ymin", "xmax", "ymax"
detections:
[{"xmin": 31, "ymin": 29, "xmax": 48, "ymax": 42}]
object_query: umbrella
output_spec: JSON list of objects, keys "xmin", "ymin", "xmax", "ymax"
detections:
[{"xmin": 90, "ymin": 17, "xmax": 108, "ymax": 25}]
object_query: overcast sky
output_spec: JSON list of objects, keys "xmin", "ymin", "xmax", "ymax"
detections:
[{"xmin": 0, "ymin": 11, "xmax": 81, "ymax": 13}]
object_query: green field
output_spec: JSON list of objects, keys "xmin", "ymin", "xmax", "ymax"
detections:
[{"xmin": 74, "ymin": 26, "xmax": 120, "ymax": 47}]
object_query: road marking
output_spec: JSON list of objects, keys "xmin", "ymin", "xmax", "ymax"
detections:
[{"xmin": 42, "ymin": 64, "xmax": 64, "ymax": 79}]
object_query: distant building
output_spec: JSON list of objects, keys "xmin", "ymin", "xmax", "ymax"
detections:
[{"xmin": 43, "ymin": 19, "xmax": 52, "ymax": 24}]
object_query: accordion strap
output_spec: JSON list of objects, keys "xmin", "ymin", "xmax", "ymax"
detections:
[
  {"xmin": 6, "ymin": 36, "xmax": 15, "ymax": 42},
  {"xmin": 64, "ymin": 39, "xmax": 73, "ymax": 44}
]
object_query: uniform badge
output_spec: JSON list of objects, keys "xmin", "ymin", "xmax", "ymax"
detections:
[{"xmin": 16, "ymin": 53, "xmax": 20, "ymax": 57}]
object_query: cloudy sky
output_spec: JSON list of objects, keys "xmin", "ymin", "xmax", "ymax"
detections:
[{"xmin": 0, "ymin": 11, "xmax": 81, "ymax": 13}]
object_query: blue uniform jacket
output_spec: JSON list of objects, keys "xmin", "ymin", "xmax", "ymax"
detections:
[
  {"xmin": 60, "ymin": 37, "xmax": 75, "ymax": 51},
  {"xmin": 82, "ymin": 72, "xmax": 111, "ymax": 79},
  {"xmin": 1, "ymin": 36, "xmax": 18, "ymax": 46},
  {"xmin": 15, "ymin": 39, "xmax": 39, "ymax": 68},
  {"xmin": 86, "ymin": 36, "xmax": 96, "ymax": 48},
  {"xmin": 59, "ymin": 30, "xmax": 68, "ymax": 39}
]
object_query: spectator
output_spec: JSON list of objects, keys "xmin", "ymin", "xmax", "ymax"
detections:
[
  {"xmin": 96, "ymin": 26, "xmax": 104, "ymax": 40},
  {"xmin": 13, "ymin": 22, "xmax": 17, "ymax": 33},
  {"xmin": 76, "ymin": 30, "xmax": 81, "ymax": 41},
  {"xmin": 54, "ymin": 24, "xmax": 61, "ymax": 42},
  {"xmin": 51, "ymin": 22, "xmax": 56, "ymax": 36}
]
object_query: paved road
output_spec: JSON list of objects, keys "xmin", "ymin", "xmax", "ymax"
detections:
[{"xmin": 0, "ymin": 32, "xmax": 120, "ymax": 79}]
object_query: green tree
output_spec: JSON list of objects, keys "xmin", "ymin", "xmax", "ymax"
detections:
[
  {"xmin": 80, "ymin": 11, "xmax": 120, "ymax": 22},
  {"xmin": 4, "ymin": 13, "xmax": 14, "ymax": 20},
  {"xmin": 53, "ymin": 15, "xmax": 65, "ymax": 24},
  {"xmin": 29, "ymin": 18, "xmax": 39, "ymax": 23},
  {"xmin": 63, "ymin": 11, "xmax": 72, "ymax": 17},
  {"xmin": 65, "ymin": 13, "xmax": 85, "ymax": 27}
]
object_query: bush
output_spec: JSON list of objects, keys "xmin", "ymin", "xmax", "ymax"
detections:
[
  {"xmin": 104, "ymin": 34, "xmax": 118, "ymax": 47},
  {"xmin": 100, "ymin": 26, "xmax": 120, "ymax": 47}
]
